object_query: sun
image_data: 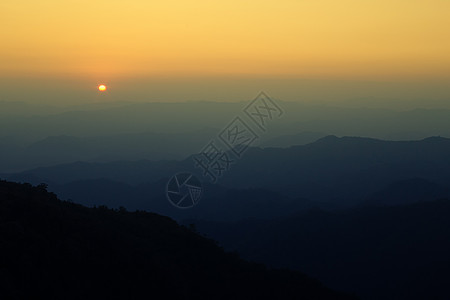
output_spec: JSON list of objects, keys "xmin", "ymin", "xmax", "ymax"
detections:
[{"xmin": 98, "ymin": 84, "xmax": 107, "ymax": 92}]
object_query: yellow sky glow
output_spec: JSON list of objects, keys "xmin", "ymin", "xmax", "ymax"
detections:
[{"xmin": 1, "ymin": 0, "xmax": 449, "ymax": 80}]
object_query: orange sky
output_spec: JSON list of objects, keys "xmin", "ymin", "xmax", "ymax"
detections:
[{"xmin": 1, "ymin": 0, "xmax": 450, "ymax": 81}]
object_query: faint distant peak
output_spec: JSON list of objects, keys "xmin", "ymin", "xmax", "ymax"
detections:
[
  {"xmin": 315, "ymin": 135, "xmax": 339, "ymax": 142},
  {"xmin": 421, "ymin": 136, "xmax": 450, "ymax": 143},
  {"xmin": 312, "ymin": 135, "xmax": 381, "ymax": 145}
]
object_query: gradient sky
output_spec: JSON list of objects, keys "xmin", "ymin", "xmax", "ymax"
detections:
[{"xmin": 1, "ymin": 0, "xmax": 449, "ymax": 105}]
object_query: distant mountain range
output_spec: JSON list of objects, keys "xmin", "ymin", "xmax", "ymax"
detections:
[
  {"xmin": 218, "ymin": 135, "xmax": 450, "ymax": 202},
  {"xmin": 3, "ymin": 136, "xmax": 450, "ymax": 221},
  {"xmin": 0, "ymin": 129, "xmax": 219, "ymax": 172},
  {"xmin": 2, "ymin": 100, "xmax": 450, "ymax": 172},
  {"xmin": 3, "ymin": 101, "xmax": 450, "ymax": 141}
]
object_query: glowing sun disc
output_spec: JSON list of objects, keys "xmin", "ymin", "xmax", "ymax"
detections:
[{"xmin": 98, "ymin": 84, "xmax": 107, "ymax": 91}]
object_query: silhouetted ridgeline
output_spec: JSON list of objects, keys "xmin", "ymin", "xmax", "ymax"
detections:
[
  {"xmin": 3, "ymin": 100, "xmax": 450, "ymax": 172},
  {"xmin": 0, "ymin": 180, "xmax": 355, "ymax": 300},
  {"xmin": 5, "ymin": 136, "xmax": 450, "ymax": 221}
]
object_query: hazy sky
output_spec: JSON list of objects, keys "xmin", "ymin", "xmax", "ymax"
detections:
[{"xmin": 1, "ymin": 0, "xmax": 449, "ymax": 106}]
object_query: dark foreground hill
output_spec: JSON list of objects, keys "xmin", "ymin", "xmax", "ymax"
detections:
[
  {"xmin": 0, "ymin": 180, "xmax": 354, "ymax": 300},
  {"xmin": 191, "ymin": 199, "xmax": 450, "ymax": 300}
]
